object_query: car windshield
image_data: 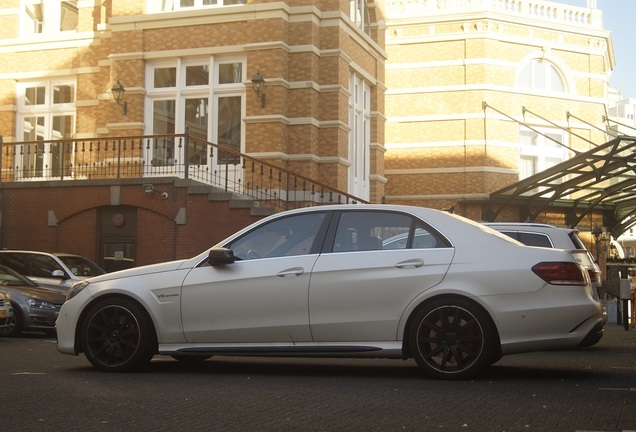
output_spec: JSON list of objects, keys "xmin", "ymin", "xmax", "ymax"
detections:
[
  {"xmin": 57, "ymin": 256, "xmax": 105, "ymax": 276},
  {"xmin": 0, "ymin": 265, "xmax": 37, "ymax": 287}
]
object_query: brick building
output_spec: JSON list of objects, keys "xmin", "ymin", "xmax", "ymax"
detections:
[
  {"xmin": 0, "ymin": 0, "xmax": 386, "ymax": 267},
  {"xmin": 383, "ymin": 0, "xmax": 614, "ymax": 226}
]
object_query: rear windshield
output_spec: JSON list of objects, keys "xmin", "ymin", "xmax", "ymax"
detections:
[
  {"xmin": 568, "ymin": 232, "xmax": 587, "ymax": 250},
  {"xmin": 58, "ymin": 256, "xmax": 105, "ymax": 276}
]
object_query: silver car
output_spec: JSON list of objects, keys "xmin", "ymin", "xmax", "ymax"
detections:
[
  {"xmin": 0, "ymin": 250, "xmax": 105, "ymax": 292},
  {"xmin": 57, "ymin": 205, "xmax": 604, "ymax": 379},
  {"xmin": 0, "ymin": 265, "xmax": 66, "ymax": 337}
]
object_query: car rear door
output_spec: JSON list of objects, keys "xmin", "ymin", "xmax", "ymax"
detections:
[{"xmin": 308, "ymin": 210, "xmax": 454, "ymax": 342}]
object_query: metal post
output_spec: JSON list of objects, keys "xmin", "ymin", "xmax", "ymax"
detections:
[{"xmin": 184, "ymin": 127, "xmax": 189, "ymax": 180}]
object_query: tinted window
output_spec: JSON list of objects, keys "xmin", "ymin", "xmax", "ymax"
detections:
[
  {"xmin": 499, "ymin": 230, "xmax": 553, "ymax": 248},
  {"xmin": 0, "ymin": 253, "xmax": 28, "ymax": 275},
  {"xmin": 57, "ymin": 256, "xmax": 105, "ymax": 276},
  {"xmin": 333, "ymin": 211, "xmax": 447, "ymax": 252},
  {"xmin": 568, "ymin": 232, "xmax": 586, "ymax": 249},
  {"xmin": 228, "ymin": 213, "xmax": 326, "ymax": 260},
  {"xmin": 29, "ymin": 254, "xmax": 66, "ymax": 278}
]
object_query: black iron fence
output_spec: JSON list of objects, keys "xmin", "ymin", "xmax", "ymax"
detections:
[{"xmin": 0, "ymin": 133, "xmax": 366, "ymax": 212}]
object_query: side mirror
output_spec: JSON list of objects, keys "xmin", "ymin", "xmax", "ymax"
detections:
[
  {"xmin": 51, "ymin": 269, "xmax": 67, "ymax": 279},
  {"xmin": 208, "ymin": 248, "xmax": 235, "ymax": 266}
]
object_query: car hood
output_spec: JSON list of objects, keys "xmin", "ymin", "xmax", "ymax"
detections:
[
  {"xmin": 3, "ymin": 284, "xmax": 67, "ymax": 303},
  {"xmin": 85, "ymin": 259, "xmax": 192, "ymax": 284}
]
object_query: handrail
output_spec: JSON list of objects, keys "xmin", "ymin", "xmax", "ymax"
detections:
[{"xmin": 0, "ymin": 133, "xmax": 367, "ymax": 212}]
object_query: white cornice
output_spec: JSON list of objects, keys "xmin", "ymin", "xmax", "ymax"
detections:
[
  {"xmin": 0, "ymin": 66, "xmax": 101, "ymax": 81},
  {"xmin": 384, "ymin": 166, "xmax": 518, "ymax": 175},
  {"xmin": 387, "ymin": 193, "xmax": 491, "ymax": 201},
  {"xmin": 245, "ymin": 152, "xmax": 350, "ymax": 167},
  {"xmin": 0, "ymin": 31, "xmax": 101, "ymax": 53}
]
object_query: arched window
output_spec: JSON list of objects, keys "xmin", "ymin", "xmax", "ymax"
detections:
[{"xmin": 517, "ymin": 59, "xmax": 565, "ymax": 93}]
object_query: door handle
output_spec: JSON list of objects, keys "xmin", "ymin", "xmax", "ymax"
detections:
[
  {"xmin": 394, "ymin": 259, "xmax": 424, "ymax": 269},
  {"xmin": 276, "ymin": 267, "xmax": 305, "ymax": 277}
]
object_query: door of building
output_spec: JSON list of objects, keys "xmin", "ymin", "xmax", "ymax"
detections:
[{"xmin": 100, "ymin": 207, "xmax": 137, "ymax": 272}]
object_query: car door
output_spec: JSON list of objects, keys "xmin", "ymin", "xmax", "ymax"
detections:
[
  {"xmin": 180, "ymin": 211, "xmax": 329, "ymax": 344},
  {"xmin": 308, "ymin": 210, "xmax": 454, "ymax": 342}
]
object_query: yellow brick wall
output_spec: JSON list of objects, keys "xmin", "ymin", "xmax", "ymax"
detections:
[
  {"xmin": 0, "ymin": 0, "xmax": 386, "ymax": 203},
  {"xmin": 385, "ymin": 10, "xmax": 611, "ymax": 216}
]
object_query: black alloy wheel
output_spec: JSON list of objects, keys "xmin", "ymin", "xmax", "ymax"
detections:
[
  {"xmin": 410, "ymin": 298, "xmax": 496, "ymax": 380},
  {"xmin": 80, "ymin": 298, "xmax": 156, "ymax": 372}
]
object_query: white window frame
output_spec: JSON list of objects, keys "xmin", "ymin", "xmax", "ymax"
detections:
[
  {"xmin": 519, "ymin": 127, "xmax": 569, "ymax": 181},
  {"xmin": 16, "ymin": 79, "xmax": 76, "ymax": 180},
  {"xmin": 145, "ymin": 56, "xmax": 246, "ymax": 180},
  {"xmin": 147, "ymin": 0, "xmax": 245, "ymax": 13},
  {"xmin": 348, "ymin": 72, "xmax": 371, "ymax": 200},
  {"xmin": 349, "ymin": 0, "xmax": 371, "ymax": 36},
  {"xmin": 517, "ymin": 59, "xmax": 566, "ymax": 93},
  {"xmin": 20, "ymin": 0, "xmax": 78, "ymax": 37}
]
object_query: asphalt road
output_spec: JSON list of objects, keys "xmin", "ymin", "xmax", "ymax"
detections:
[{"xmin": 1, "ymin": 325, "xmax": 635, "ymax": 432}]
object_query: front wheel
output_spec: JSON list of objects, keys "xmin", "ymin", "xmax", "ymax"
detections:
[
  {"xmin": 80, "ymin": 298, "xmax": 157, "ymax": 372},
  {"xmin": 0, "ymin": 303, "xmax": 23, "ymax": 337},
  {"xmin": 409, "ymin": 298, "xmax": 497, "ymax": 380}
]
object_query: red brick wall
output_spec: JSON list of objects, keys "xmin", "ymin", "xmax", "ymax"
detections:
[{"xmin": 0, "ymin": 179, "xmax": 265, "ymax": 268}]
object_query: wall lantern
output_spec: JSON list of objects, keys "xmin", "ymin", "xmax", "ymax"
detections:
[
  {"xmin": 250, "ymin": 72, "xmax": 266, "ymax": 108},
  {"xmin": 111, "ymin": 80, "xmax": 128, "ymax": 115}
]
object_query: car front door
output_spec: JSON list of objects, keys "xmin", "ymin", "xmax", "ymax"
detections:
[
  {"xmin": 308, "ymin": 210, "xmax": 454, "ymax": 342},
  {"xmin": 180, "ymin": 212, "xmax": 329, "ymax": 344}
]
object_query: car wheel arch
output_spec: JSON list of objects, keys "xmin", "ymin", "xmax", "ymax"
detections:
[
  {"xmin": 74, "ymin": 293, "xmax": 158, "ymax": 354},
  {"xmin": 401, "ymin": 294, "xmax": 502, "ymax": 361}
]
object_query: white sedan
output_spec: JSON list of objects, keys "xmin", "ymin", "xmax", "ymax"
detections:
[{"xmin": 56, "ymin": 205, "xmax": 605, "ymax": 379}]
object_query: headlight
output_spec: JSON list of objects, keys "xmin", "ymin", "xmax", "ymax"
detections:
[
  {"xmin": 66, "ymin": 281, "xmax": 90, "ymax": 301},
  {"xmin": 26, "ymin": 298, "xmax": 56, "ymax": 309}
]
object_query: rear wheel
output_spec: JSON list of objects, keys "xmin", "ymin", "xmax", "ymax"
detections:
[
  {"xmin": 409, "ymin": 298, "xmax": 497, "ymax": 380},
  {"xmin": 80, "ymin": 298, "xmax": 156, "ymax": 372}
]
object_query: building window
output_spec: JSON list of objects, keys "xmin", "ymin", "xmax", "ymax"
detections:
[
  {"xmin": 21, "ymin": 1, "xmax": 78, "ymax": 36},
  {"xmin": 518, "ymin": 59, "xmax": 565, "ymax": 93},
  {"xmin": 17, "ymin": 80, "xmax": 76, "ymax": 179},
  {"xmin": 349, "ymin": 0, "xmax": 371, "ymax": 36},
  {"xmin": 348, "ymin": 73, "xmax": 371, "ymax": 200},
  {"xmin": 146, "ymin": 57, "xmax": 244, "ymax": 169},
  {"xmin": 519, "ymin": 128, "xmax": 568, "ymax": 181},
  {"xmin": 150, "ymin": 0, "xmax": 245, "ymax": 11}
]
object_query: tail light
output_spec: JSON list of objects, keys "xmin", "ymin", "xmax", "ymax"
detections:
[
  {"xmin": 587, "ymin": 269, "xmax": 601, "ymax": 284},
  {"xmin": 532, "ymin": 262, "xmax": 587, "ymax": 285}
]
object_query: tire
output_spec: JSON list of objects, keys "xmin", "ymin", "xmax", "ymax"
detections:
[
  {"xmin": 80, "ymin": 298, "xmax": 157, "ymax": 372},
  {"xmin": 409, "ymin": 297, "xmax": 497, "ymax": 380},
  {"xmin": 0, "ymin": 303, "xmax": 23, "ymax": 337}
]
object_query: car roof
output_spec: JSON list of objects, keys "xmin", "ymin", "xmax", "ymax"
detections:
[
  {"xmin": 0, "ymin": 250, "xmax": 84, "ymax": 257},
  {"xmin": 483, "ymin": 222, "xmax": 577, "ymax": 233}
]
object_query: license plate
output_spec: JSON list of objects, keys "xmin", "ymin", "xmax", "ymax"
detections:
[{"xmin": 0, "ymin": 310, "xmax": 5, "ymax": 318}]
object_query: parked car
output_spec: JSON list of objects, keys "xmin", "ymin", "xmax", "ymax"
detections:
[
  {"xmin": 483, "ymin": 223, "xmax": 602, "ymax": 294},
  {"xmin": 0, "ymin": 290, "xmax": 13, "ymax": 330},
  {"xmin": 0, "ymin": 250, "xmax": 105, "ymax": 292},
  {"xmin": 0, "ymin": 265, "xmax": 66, "ymax": 337},
  {"xmin": 56, "ymin": 205, "xmax": 605, "ymax": 379}
]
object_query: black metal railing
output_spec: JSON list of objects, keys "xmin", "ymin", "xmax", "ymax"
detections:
[{"xmin": 0, "ymin": 133, "xmax": 367, "ymax": 212}]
